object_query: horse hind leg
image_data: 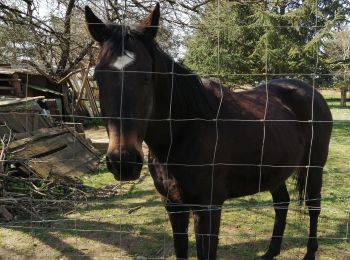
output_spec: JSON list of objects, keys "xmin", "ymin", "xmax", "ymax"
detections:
[
  {"xmin": 261, "ymin": 183, "xmax": 290, "ymax": 260},
  {"xmin": 300, "ymin": 127, "xmax": 330, "ymax": 260},
  {"xmin": 300, "ymin": 166, "xmax": 323, "ymax": 260}
]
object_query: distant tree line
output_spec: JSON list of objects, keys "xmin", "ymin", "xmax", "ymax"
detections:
[{"xmin": 0, "ymin": 0, "xmax": 349, "ymax": 93}]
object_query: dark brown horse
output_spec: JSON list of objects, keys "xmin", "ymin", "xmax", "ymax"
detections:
[{"xmin": 85, "ymin": 4, "xmax": 332, "ymax": 260}]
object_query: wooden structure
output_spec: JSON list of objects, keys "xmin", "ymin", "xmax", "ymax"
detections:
[
  {"xmin": 0, "ymin": 97, "xmax": 100, "ymax": 179},
  {"xmin": 0, "ymin": 65, "xmax": 102, "ymax": 180},
  {"xmin": 8, "ymin": 127, "xmax": 100, "ymax": 179},
  {"xmin": 0, "ymin": 65, "xmax": 101, "ymax": 118},
  {"xmin": 0, "ymin": 97, "xmax": 53, "ymax": 139},
  {"xmin": 0, "ymin": 66, "xmax": 64, "ymax": 114},
  {"xmin": 0, "ymin": 96, "xmax": 104, "ymax": 221},
  {"xmin": 67, "ymin": 65, "xmax": 100, "ymax": 118}
]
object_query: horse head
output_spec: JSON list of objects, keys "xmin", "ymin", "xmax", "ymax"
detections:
[{"xmin": 85, "ymin": 4, "xmax": 160, "ymax": 181}]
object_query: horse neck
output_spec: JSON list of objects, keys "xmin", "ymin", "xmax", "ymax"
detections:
[
  {"xmin": 153, "ymin": 47, "xmax": 216, "ymax": 119},
  {"xmin": 144, "ymin": 46, "xmax": 216, "ymax": 161}
]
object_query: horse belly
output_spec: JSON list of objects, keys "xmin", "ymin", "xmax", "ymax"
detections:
[{"xmin": 222, "ymin": 122, "xmax": 306, "ymax": 197}]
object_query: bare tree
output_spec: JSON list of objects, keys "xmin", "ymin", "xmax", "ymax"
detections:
[
  {"xmin": 0, "ymin": 0, "xmax": 210, "ymax": 82},
  {"xmin": 0, "ymin": 0, "xmax": 93, "ymax": 82},
  {"xmin": 325, "ymin": 28, "xmax": 350, "ymax": 106}
]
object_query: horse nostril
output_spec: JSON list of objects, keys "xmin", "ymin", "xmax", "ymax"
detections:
[{"xmin": 106, "ymin": 149, "xmax": 143, "ymax": 181}]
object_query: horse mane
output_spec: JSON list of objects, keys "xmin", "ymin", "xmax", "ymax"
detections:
[{"xmin": 151, "ymin": 42, "xmax": 218, "ymax": 120}]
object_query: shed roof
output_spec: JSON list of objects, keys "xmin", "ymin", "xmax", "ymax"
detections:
[{"xmin": 0, "ymin": 66, "xmax": 39, "ymax": 76}]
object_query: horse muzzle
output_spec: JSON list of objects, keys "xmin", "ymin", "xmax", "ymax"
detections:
[{"xmin": 106, "ymin": 148, "xmax": 143, "ymax": 181}]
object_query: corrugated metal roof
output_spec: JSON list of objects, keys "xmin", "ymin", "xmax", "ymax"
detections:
[
  {"xmin": 0, "ymin": 96, "xmax": 45, "ymax": 107},
  {"xmin": 0, "ymin": 66, "xmax": 39, "ymax": 75},
  {"xmin": 27, "ymin": 84, "xmax": 63, "ymax": 96}
]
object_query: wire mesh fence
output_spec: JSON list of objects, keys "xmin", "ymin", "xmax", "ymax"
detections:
[{"xmin": 0, "ymin": 0, "xmax": 350, "ymax": 259}]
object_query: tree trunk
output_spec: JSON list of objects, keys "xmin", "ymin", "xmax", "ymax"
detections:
[
  {"xmin": 57, "ymin": 0, "xmax": 76, "ymax": 77},
  {"xmin": 340, "ymin": 87, "xmax": 347, "ymax": 107}
]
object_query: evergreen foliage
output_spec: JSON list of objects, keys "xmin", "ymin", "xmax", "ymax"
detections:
[{"xmin": 184, "ymin": 0, "xmax": 349, "ymax": 88}]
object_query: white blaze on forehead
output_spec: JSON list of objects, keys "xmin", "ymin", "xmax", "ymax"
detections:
[{"xmin": 112, "ymin": 51, "xmax": 135, "ymax": 70}]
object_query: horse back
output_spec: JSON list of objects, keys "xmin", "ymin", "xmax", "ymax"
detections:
[{"xmin": 257, "ymin": 79, "xmax": 332, "ymax": 122}]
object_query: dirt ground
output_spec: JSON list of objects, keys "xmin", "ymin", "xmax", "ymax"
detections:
[{"xmin": 85, "ymin": 126, "xmax": 108, "ymax": 142}]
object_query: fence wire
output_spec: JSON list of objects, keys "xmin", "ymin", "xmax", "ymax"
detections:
[{"xmin": 0, "ymin": 0, "xmax": 349, "ymax": 259}]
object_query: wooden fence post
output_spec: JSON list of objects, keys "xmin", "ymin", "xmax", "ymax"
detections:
[{"xmin": 340, "ymin": 87, "xmax": 347, "ymax": 107}]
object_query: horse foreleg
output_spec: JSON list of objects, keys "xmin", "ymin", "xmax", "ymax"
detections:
[
  {"xmin": 303, "ymin": 168, "xmax": 322, "ymax": 260},
  {"xmin": 166, "ymin": 204, "xmax": 190, "ymax": 259},
  {"xmin": 193, "ymin": 206, "xmax": 222, "ymax": 260},
  {"xmin": 261, "ymin": 183, "xmax": 290, "ymax": 260}
]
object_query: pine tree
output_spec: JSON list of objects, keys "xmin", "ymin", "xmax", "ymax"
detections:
[{"xmin": 184, "ymin": 0, "xmax": 349, "ymax": 88}]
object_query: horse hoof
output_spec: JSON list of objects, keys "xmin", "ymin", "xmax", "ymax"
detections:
[
  {"xmin": 303, "ymin": 251, "xmax": 316, "ymax": 260},
  {"xmin": 260, "ymin": 250, "xmax": 279, "ymax": 260}
]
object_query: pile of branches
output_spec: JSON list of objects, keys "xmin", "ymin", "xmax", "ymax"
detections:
[
  {"xmin": 0, "ymin": 170, "xmax": 119, "ymax": 221},
  {"xmin": 0, "ymin": 128, "xmax": 118, "ymax": 221}
]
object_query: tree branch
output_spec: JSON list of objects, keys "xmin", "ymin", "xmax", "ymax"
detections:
[
  {"xmin": 61, "ymin": 40, "xmax": 94, "ymax": 78},
  {"xmin": 57, "ymin": 0, "xmax": 76, "ymax": 76},
  {"xmin": 26, "ymin": 60, "xmax": 56, "ymax": 84},
  {"xmin": 0, "ymin": 3, "xmax": 57, "ymax": 36}
]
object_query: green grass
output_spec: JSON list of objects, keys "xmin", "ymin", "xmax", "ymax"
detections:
[
  {"xmin": 321, "ymin": 89, "xmax": 350, "ymax": 121},
  {"xmin": 0, "ymin": 94, "xmax": 349, "ymax": 259}
]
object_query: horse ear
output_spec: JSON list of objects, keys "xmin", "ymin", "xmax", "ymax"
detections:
[
  {"xmin": 138, "ymin": 3, "xmax": 160, "ymax": 39},
  {"xmin": 85, "ymin": 6, "xmax": 110, "ymax": 43}
]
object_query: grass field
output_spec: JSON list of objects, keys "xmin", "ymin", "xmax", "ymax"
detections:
[{"xmin": 0, "ymin": 90, "xmax": 349, "ymax": 259}]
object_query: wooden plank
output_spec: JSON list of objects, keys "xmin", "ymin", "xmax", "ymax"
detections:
[
  {"xmin": 9, "ymin": 128, "xmax": 68, "ymax": 151},
  {"xmin": 86, "ymin": 80, "xmax": 100, "ymax": 117},
  {"xmin": 63, "ymin": 122, "xmax": 85, "ymax": 133},
  {"xmin": 0, "ymin": 86, "xmax": 14, "ymax": 90},
  {"xmin": 5, "ymin": 121, "xmax": 101, "ymax": 179},
  {"xmin": 67, "ymin": 79, "xmax": 88, "ymax": 117},
  {"xmin": 73, "ymin": 62, "xmax": 98, "ymax": 117},
  {"xmin": 90, "ymin": 141, "xmax": 108, "ymax": 154},
  {"xmin": 41, "ymin": 143, "xmax": 98, "ymax": 172},
  {"xmin": 62, "ymin": 82, "xmax": 72, "ymax": 115},
  {"xmin": 8, "ymin": 126, "xmax": 100, "ymax": 179},
  {"xmin": 10, "ymin": 133, "xmax": 72, "ymax": 158},
  {"xmin": 0, "ymin": 78, "xmax": 20, "ymax": 82},
  {"xmin": 0, "ymin": 206, "xmax": 13, "ymax": 221},
  {"xmin": 7, "ymin": 113, "xmax": 27, "ymax": 133},
  {"xmin": 26, "ymin": 160, "xmax": 53, "ymax": 179},
  {"xmin": 76, "ymin": 63, "xmax": 91, "ymax": 106},
  {"xmin": 18, "ymin": 114, "xmax": 34, "ymax": 132},
  {"xmin": 64, "ymin": 126, "xmax": 100, "ymax": 157},
  {"xmin": 27, "ymin": 137, "xmax": 99, "ymax": 178},
  {"xmin": 0, "ymin": 111, "xmax": 52, "ymax": 134},
  {"xmin": 13, "ymin": 132, "xmax": 32, "ymax": 140},
  {"xmin": 0, "ymin": 96, "xmax": 45, "ymax": 108},
  {"xmin": 11, "ymin": 74, "xmax": 23, "ymax": 97},
  {"xmin": 33, "ymin": 114, "xmax": 39, "ymax": 133}
]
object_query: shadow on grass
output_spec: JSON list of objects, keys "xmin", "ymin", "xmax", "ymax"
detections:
[
  {"xmin": 1, "ymin": 170, "xmax": 348, "ymax": 259},
  {"xmin": 75, "ymin": 194, "xmax": 161, "ymax": 214},
  {"xmin": 2, "ymin": 208, "xmax": 348, "ymax": 259},
  {"xmin": 4, "ymin": 217, "xmax": 172, "ymax": 259}
]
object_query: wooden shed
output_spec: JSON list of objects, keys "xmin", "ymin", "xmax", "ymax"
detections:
[
  {"xmin": 0, "ymin": 65, "xmax": 100, "ymax": 119},
  {"xmin": 0, "ymin": 65, "xmax": 65, "ymax": 115}
]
